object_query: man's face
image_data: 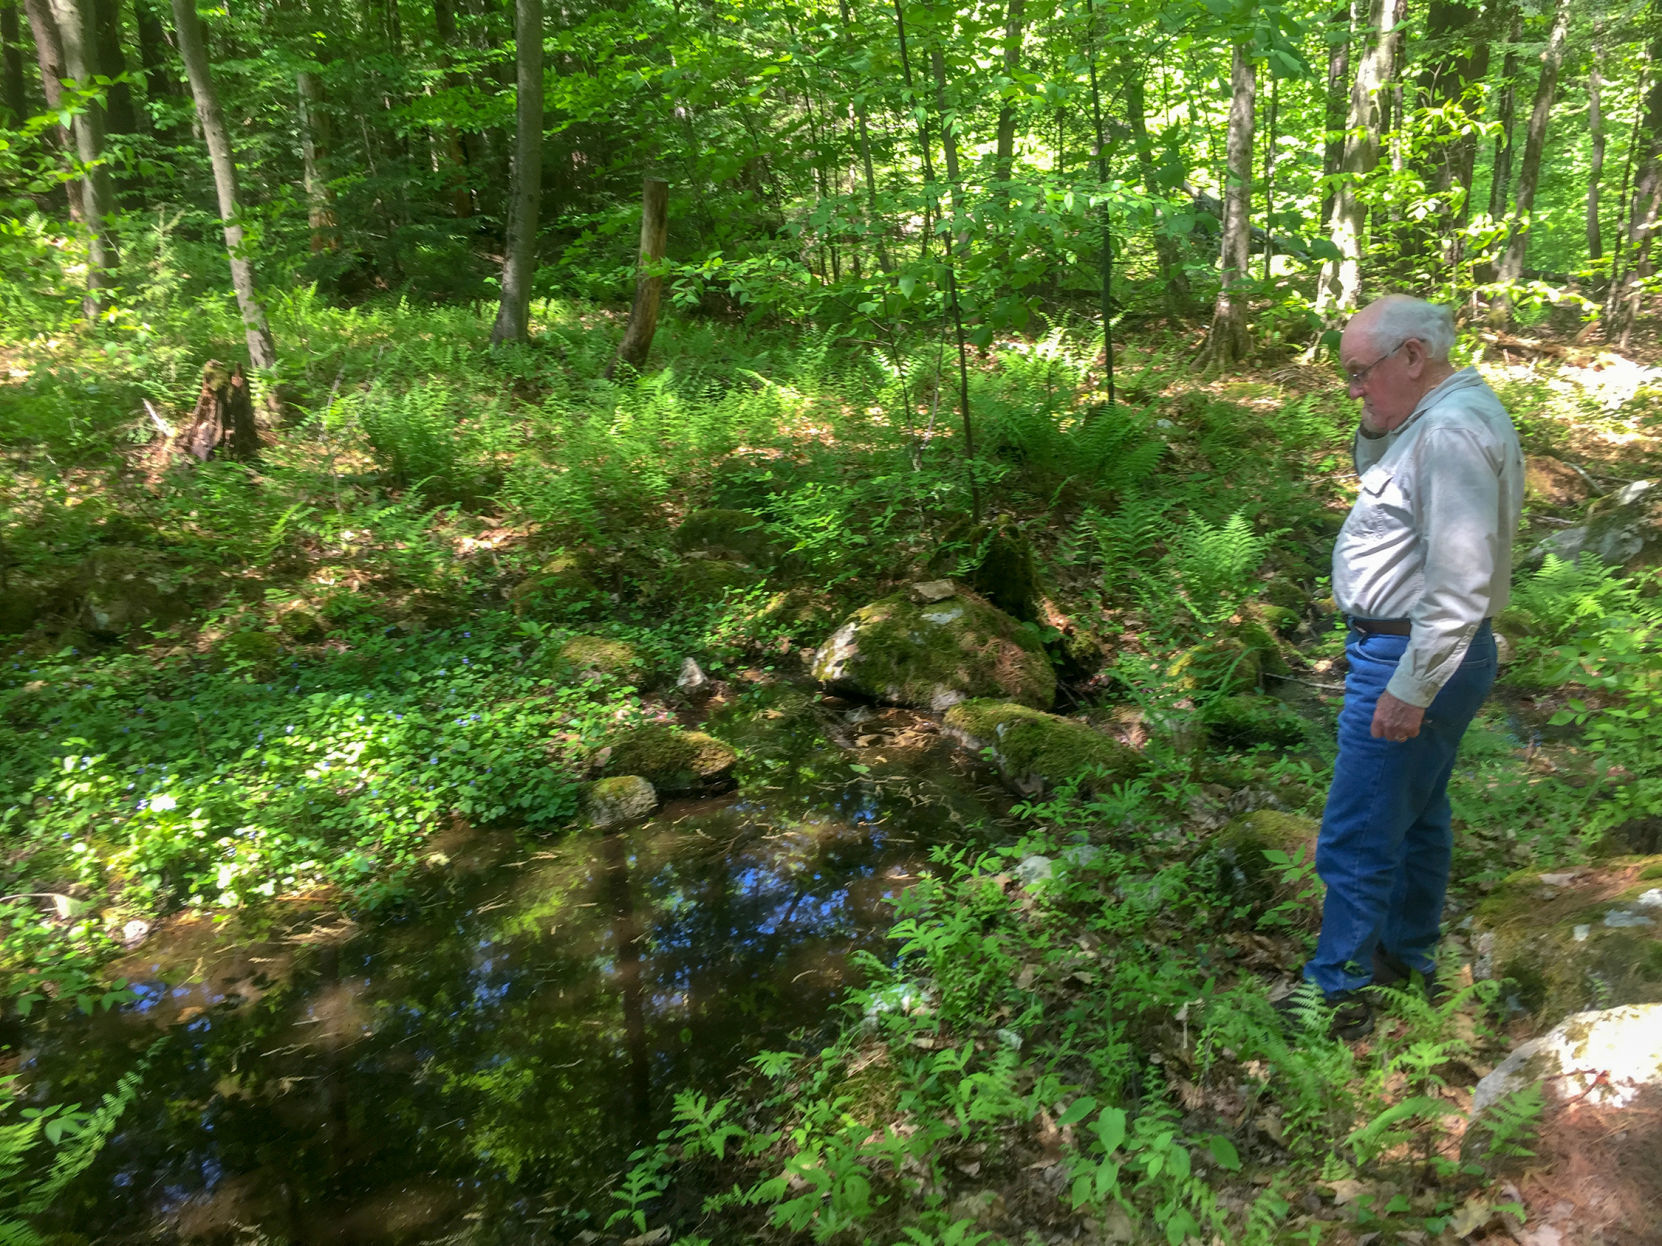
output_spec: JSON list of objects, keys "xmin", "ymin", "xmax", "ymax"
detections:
[{"xmin": 1340, "ymin": 320, "xmax": 1419, "ymax": 432}]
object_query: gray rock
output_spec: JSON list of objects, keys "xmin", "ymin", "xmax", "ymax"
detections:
[
  {"xmin": 581, "ymin": 776, "xmax": 659, "ymax": 828},
  {"xmin": 1471, "ymin": 1003, "xmax": 1662, "ymax": 1117},
  {"xmin": 676, "ymin": 657, "xmax": 711, "ymax": 698},
  {"xmin": 909, "ymin": 579, "xmax": 956, "ymax": 603},
  {"xmin": 1525, "ymin": 526, "xmax": 1588, "ymax": 569}
]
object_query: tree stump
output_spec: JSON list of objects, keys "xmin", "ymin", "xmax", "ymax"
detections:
[{"xmin": 178, "ymin": 360, "xmax": 260, "ymax": 462}]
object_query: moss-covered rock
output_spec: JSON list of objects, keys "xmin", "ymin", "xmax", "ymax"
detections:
[
  {"xmin": 510, "ymin": 550, "xmax": 603, "ymax": 616},
  {"xmin": 667, "ymin": 556, "xmax": 764, "ymax": 603},
  {"xmin": 812, "ymin": 588, "xmax": 1055, "ymax": 711},
  {"xmin": 581, "ymin": 775, "xmax": 659, "ymax": 828},
  {"xmin": 211, "ymin": 630, "xmax": 283, "ymax": 676},
  {"xmin": 1198, "ymin": 810, "xmax": 1323, "ymax": 928},
  {"xmin": 0, "ymin": 584, "xmax": 45, "ymax": 635},
  {"xmin": 928, "ymin": 518, "xmax": 1042, "ymax": 622},
  {"xmin": 1581, "ymin": 478, "xmax": 1662, "ymax": 572},
  {"xmin": 1169, "ymin": 636, "xmax": 1263, "ymax": 696},
  {"xmin": 1200, "ymin": 694, "xmax": 1309, "ymax": 749},
  {"xmin": 72, "ymin": 548, "xmax": 198, "ymax": 638},
  {"xmin": 600, "ymin": 724, "xmax": 738, "ymax": 797},
  {"xmin": 274, "ymin": 603, "xmax": 327, "ymax": 642},
  {"xmin": 673, "ymin": 508, "xmax": 781, "ymax": 567},
  {"xmin": 1473, "ymin": 857, "xmax": 1662, "ymax": 1020},
  {"xmin": 942, "ymin": 699, "xmax": 1141, "ymax": 796},
  {"xmin": 559, "ymin": 635, "xmax": 649, "ymax": 686},
  {"xmin": 743, "ymin": 587, "xmax": 841, "ymax": 648}
]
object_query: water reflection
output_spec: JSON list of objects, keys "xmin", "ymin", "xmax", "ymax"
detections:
[{"xmin": 37, "ymin": 730, "xmax": 1004, "ymax": 1242}]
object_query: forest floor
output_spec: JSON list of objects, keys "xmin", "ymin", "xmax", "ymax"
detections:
[{"xmin": 2, "ymin": 299, "xmax": 1661, "ymax": 1244}]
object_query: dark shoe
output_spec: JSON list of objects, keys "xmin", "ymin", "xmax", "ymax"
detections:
[
  {"xmin": 1371, "ymin": 948, "xmax": 1449, "ymax": 1005},
  {"xmin": 1274, "ymin": 984, "xmax": 1375, "ymax": 1040}
]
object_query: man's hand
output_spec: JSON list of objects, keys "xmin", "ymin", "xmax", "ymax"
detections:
[{"xmin": 1371, "ymin": 691, "xmax": 1426, "ymax": 743}]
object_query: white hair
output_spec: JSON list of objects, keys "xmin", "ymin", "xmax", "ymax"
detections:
[{"xmin": 1363, "ymin": 295, "xmax": 1456, "ymax": 362}]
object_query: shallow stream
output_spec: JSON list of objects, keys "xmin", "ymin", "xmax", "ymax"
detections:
[{"xmin": 27, "ymin": 701, "xmax": 1009, "ymax": 1243}]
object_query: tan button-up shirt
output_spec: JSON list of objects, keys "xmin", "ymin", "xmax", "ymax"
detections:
[{"xmin": 1332, "ymin": 367, "xmax": 1525, "ymax": 707}]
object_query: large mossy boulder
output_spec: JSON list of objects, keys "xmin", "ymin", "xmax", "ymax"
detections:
[
  {"xmin": 510, "ymin": 550, "xmax": 603, "ymax": 616},
  {"xmin": 1196, "ymin": 810, "xmax": 1323, "ymax": 927},
  {"xmin": 673, "ymin": 508, "xmax": 782, "ymax": 568},
  {"xmin": 666, "ymin": 556, "xmax": 764, "ymax": 603},
  {"xmin": 1200, "ymin": 693, "xmax": 1308, "ymax": 749},
  {"xmin": 599, "ymin": 724, "xmax": 738, "ymax": 797},
  {"xmin": 72, "ymin": 548, "xmax": 198, "ymax": 638},
  {"xmin": 1473, "ymin": 857, "xmax": 1662, "ymax": 1020},
  {"xmin": 927, "ymin": 518, "xmax": 1042, "ymax": 622},
  {"xmin": 558, "ymin": 635, "xmax": 648, "ymax": 686},
  {"xmin": 1169, "ymin": 619, "xmax": 1288, "ymax": 697},
  {"xmin": 941, "ymin": 699, "xmax": 1140, "ymax": 796},
  {"xmin": 811, "ymin": 587, "xmax": 1055, "ymax": 711}
]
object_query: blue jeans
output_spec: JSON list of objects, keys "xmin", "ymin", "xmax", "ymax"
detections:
[{"xmin": 1304, "ymin": 622, "xmax": 1496, "ymax": 996}]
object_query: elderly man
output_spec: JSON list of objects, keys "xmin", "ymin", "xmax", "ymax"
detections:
[{"xmin": 1296, "ymin": 294, "xmax": 1524, "ymax": 1039}]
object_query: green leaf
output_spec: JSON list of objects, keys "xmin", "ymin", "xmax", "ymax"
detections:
[
  {"xmin": 1057, "ymin": 1096, "xmax": 1096, "ymax": 1127},
  {"xmin": 1093, "ymin": 1106, "xmax": 1126, "ymax": 1154},
  {"xmin": 898, "ymin": 274, "xmax": 917, "ymax": 299},
  {"xmin": 1206, "ymin": 1134, "xmax": 1241, "ymax": 1171}
]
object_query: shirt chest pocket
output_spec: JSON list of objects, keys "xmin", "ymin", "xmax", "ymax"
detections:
[{"xmin": 1355, "ymin": 463, "xmax": 1412, "ymax": 535}]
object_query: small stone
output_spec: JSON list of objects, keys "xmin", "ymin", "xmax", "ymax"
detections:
[
  {"xmin": 1603, "ymin": 909, "xmax": 1654, "ymax": 928},
  {"xmin": 995, "ymin": 1027, "xmax": 1023, "ymax": 1050},
  {"xmin": 1015, "ymin": 855, "xmax": 1054, "ymax": 885},
  {"xmin": 676, "ymin": 657, "xmax": 711, "ymax": 698},
  {"xmin": 1573, "ymin": 924, "xmax": 1591, "ymax": 942},
  {"xmin": 1538, "ymin": 872, "xmax": 1579, "ymax": 887},
  {"xmin": 910, "ymin": 579, "xmax": 956, "ymax": 603},
  {"xmin": 121, "ymin": 919, "xmax": 151, "ymax": 947},
  {"xmin": 1636, "ymin": 888, "xmax": 1662, "ymax": 910}
]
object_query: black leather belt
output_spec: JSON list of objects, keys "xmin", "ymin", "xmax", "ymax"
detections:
[{"xmin": 1347, "ymin": 616, "xmax": 1412, "ymax": 636}]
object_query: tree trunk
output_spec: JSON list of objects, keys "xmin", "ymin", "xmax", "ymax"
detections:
[
  {"xmin": 1611, "ymin": 16, "xmax": 1662, "ymax": 348},
  {"xmin": 296, "ymin": 70, "xmax": 338, "ymax": 253},
  {"xmin": 489, "ymin": 0, "xmax": 542, "ymax": 345},
  {"xmin": 177, "ymin": 360, "xmax": 260, "ymax": 463},
  {"xmin": 432, "ymin": 0, "xmax": 474, "ymax": 218},
  {"xmin": 1202, "ymin": 41, "xmax": 1254, "ymax": 371},
  {"xmin": 1589, "ymin": 43, "xmax": 1605, "ymax": 271},
  {"xmin": 992, "ymin": 0, "xmax": 1024, "ymax": 205},
  {"xmin": 2, "ymin": 1, "xmax": 26, "ymax": 125},
  {"xmin": 1313, "ymin": 0, "xmax": 1396, "ymax": 324},
  {"xmin": 1126, "ymin": 67, "xmax": 1191, "ymax": 314},
  {"xmin": 1085, "ymin": 0, "xmax": 1113, "ymax": 404},
  {"xmin": 1486, "ymin": 8, "xmax": 1521, "ymax": 222},
  {"xmin": 47, "ymin": 0, "xmax": 118, "ymax": 298},
  {"xmin": 170, "ymin": 0, "xmax": 278, "ymax": 372},
  {"xmin": 1320, "ymin": 0, "xmax": 1354, "ymax": 232},
  {"xmin": 1490, "ymin": 0, "xmax": 1570, "ymax": 325},
  {"xmin": 1414, "ymin": 0, "xmax": 1492, "ymax": 246},
  {"xmin": 836, "ymin": 0, "xmax": 889, "ymax": 274},
  {"xmin": 1262, "ymin": 73, "xmax": 1277, "ymax": 281},
  {"xmin": 88, "ymin": 0, "xmax": 133, "ymax": 138},
  {"xmin": 133, "ymin": 0, "xmax": 179, "ymax": 139},
  {"xmin": 609, "ymin": 177, "xmax": 669, "ymax": 377},
  {"xmin": 20, "ymin": 0, "xmax": 81, "ymax": 218},
  {"xmin": 930, "ymin": 46, "xmax": 966, "ymax": 244}
]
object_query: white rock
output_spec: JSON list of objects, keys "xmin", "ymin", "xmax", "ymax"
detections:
[
  {"xmin": 1573, "ymin": 924, "xmax": 1591, "ymax": 943},
  {"xmin": 1603, "ymin": 908, "xmax": 1655, "ymax": 928},
  {"xmin": 1471, "ymin": 1003, "xmax": 1662, "ymax": 1117},
  {"xmin": 676, "ymin": 657, "xmax": 711, "ymax": 698},
  {"xmin": 1015, "ymin": 854, "xmax": 1054, "ymax": 885},
  {"xmin": 1636, "ymin": 888, "xmax": 1662, "ymax": 910}
]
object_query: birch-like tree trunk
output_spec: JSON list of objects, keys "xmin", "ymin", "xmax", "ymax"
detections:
[
  {"xmin": 296, "ymin": 69, "xmax": 338, "ymax": 253},
  {"xmin": 1201, "ymin": 41, "xmax": 1254, "ymax": 370},
  {"xmin": 46, "ymin": 0, "xmax": 118, "ymax": 298},
  {"xmin": 2, "ymin": 1, "xmax": 26, "ymax": 125},
  {"xmin": 1611, "ymin": 18, "xmax": 1662, "ymax": 348},
  {"xmin": 1486, "ymin": 7, "xmax": 1521, "ymax": 222},
  {"xmin": 1126, "ymin": 68, "xmax": 1191, "ymax": 313},
  {"xmin": 1313, "ymin": 0, "xmax": 1396, "ymax": 324},
  {"xmin": 170, "ymin": 0, "xmax": 278, "ymax": 371},
  {"xmin": 1320, "ymin": 0, "xmax": 1354, "ymax": 232},
  {"xmin": 490, "ymin": 0, "xmax": 542, "ymax": 345},
  {"xmin": 1589, "ymin": 45, "xmax": 1606, "ymax": 273},
  {"xmin": 1490, "ymin": 0, "xmax": 1571, "ymax": 325}
]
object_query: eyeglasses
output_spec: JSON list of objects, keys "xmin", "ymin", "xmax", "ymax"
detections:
[{"xmin": 1343, "ymin": 341, "xmax": 1404, "ymax": 387}]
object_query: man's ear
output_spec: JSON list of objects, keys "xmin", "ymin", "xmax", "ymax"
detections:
[{"xmin": 1402, "ymin": 338, "xmax": 1425, "ymax": 373}]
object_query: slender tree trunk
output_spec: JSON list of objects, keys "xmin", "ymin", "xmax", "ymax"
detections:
[
  {"xmin": 296, "ymin": 70, "xmax": 338, "ymax": 253},
  {"xmin": 1607, "ymin": 60, "xmax": 1650, "ymax": 330},
  {"xmin": 2, "ymin": 1, "xmax": 26, "ymax": 125},
  {"xmin": 490, "ymin": 0, "xmax": 541, "ymax": 345},
  {"xmin": 609, "ymin": 177, "xmax": 668, "ymax": 377},
  {"xmin": 88, "ymin": 0, "xmax": 133, "ymax": 137},
  {"xmin": 1202, "ymin": 41, "xmax": 1254, "ymax": 370},
  {"xmin": 1486, "ymin": 8, "xmax": 1521, "ymax": 222},
  {"xmin": 1262, "ymin": 73, "xmax": 1277, "ymax": 281},
  {"xmin": 47, "ymin": 0, "xmax": 118, "ymax": 299},
  {"xmin": 133, "ymin": 0, "xmax": 179, "ymax": 139},
  {"xmin": 1126, "ymin": 68, "xmax": 1191, "ymax": 314},
  {"xmin": 1612, "ymin": 19, "xmax": 1662, "ymax": 348},
  {"xmin": 1414, "ymin": 0, "xmax": 1492, "ymax": 255},
  {"xmin": 992, "ymin": 0, "xmax": 1024, "ymax": 206},
  {"xmin": 1589, "ymin": 42, "xmax": 1606, "ymax": 273},
  {"xmin": 1314, "ymin": 0, "xmax": 1395, "ymax": 324},
  {"xmin": 837, "ymin": 0, "xmax": 889, "ymax": 273},
  {"xmin": 20, "ymin": 0, "xmax": 81, "ymax": 218},
  {"xmin": 432, "ymin": 0, "xmax": 474, "ymax": 218},
  {"xmin": 1085, "ymin": 0, "xmax": 1113, "ymax": 404},
  {"xmin": 893, "ymin": 0, "xmax": 977, "ymax": 521},
  {"xmin": 1490, "ymin": 0, "xmax": 1570, "ymax": 325},
  {"xmin": 929, "ymin": 46, "xmax": 966, "ymax": 244},
  {"xmin": 1320, "ymin": 0, "xmax": 1354, "ymax": 232},
  {"xmin": 170, "ymin": 0, "xmax": 277, "ymax": 372}
]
